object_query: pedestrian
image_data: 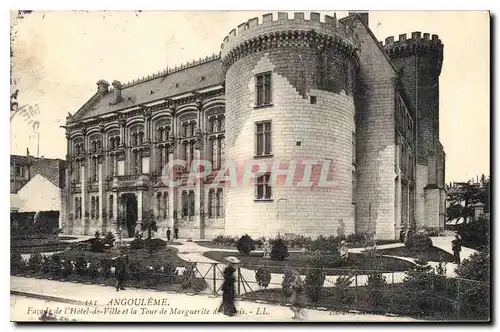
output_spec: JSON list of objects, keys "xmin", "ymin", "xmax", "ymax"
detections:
[
  {"xmin": 400, "ymin": 228, "xmax": 405, "ymax": 243},
  {"xmin": 166, "ymin": 227, "xmax": 171, "ymax": 242},
  {"xmin": 452, "ymin": 234, "xmax": 462, "ymax": 264},
  {"xmin": 174, "ymin": 227, "xmax": 179, "ymax": 239},
  {"xmin": 113, "ymin": 253, "xmax": 129, "ymax": 292},
  {"xmin": 218, "ymin": 256, "xmax": 239, "ymax": 316},
  {"xmin": 290, "ymin": 269, "xmax": 306, "ymax": 320}
]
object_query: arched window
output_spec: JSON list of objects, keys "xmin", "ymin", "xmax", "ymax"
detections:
[
  {"xmin": 91, "ymin": 196, "xmax": 96, "ymax": 219},
  {"xmin": 163, "ymin": 192, "xmax": 169, "ymax": 218}
]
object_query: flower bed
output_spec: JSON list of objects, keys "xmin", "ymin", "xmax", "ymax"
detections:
[
  {"xmin": 203, "ymin": 251, "xmax": 415, "ymax": 275},
  {"xmin": 377, "ymin": 246, "xmax": 455, "ymax": 262},
  {"xmin": 11, "ymin": 249, "xmax": 207, "ymax": 293}
]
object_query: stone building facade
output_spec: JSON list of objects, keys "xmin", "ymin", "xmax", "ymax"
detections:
[{"xmin": 62, "ymin": 12, "xmax": 446, "ymax": 240}]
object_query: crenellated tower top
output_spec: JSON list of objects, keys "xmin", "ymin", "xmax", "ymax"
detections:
[
  {"xmin": 382, "ymin": 31, "xmax": 444, "ymax": 75},
  {"xmin": 220, "ymin": 12, "xmax": 361, "ymax": 71}
]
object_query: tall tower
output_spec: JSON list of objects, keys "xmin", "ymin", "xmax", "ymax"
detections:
[
  {"xmin": 220, "ymin": 12, "xmax": 360, "ymax": 238},
  {"xmin": 383, "ymin": 32, "xmax": 446, "ymax": 230}
]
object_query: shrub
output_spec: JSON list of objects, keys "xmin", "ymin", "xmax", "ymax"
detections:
[
  {"xmin": 211, "ymin": 235, "xmax": 236, "ymax": 246},
  {"xmin": 409, "ymin": 232, "xmax": 433, "ymax": 251},
  {"xmin": 73, "ymin": 256, "xmax": 88, "ymax": 276},
  {"xmin": 103, "ymin": 232, "xmax": 116, "ymax": 247},
  {"xmin": 305, "ymin": 254, "xmax": 326, "ymax": 302},
  {"xmin": 346, "ymin": 232, "xmax": 370, "ymax": 246},
  {"xmin": 332, "ymin": 274, "xmax": 354, "ymax": 307},
  {"xmin": 236, "ymin": 234, "xmax": 255, "ymax": 256},
  {"xmin": 310, "ymin": 235, "xmax": 341, "ymax": 255},
  {"xmin": 288, "ymin": 235, "xmax": 313, "ymax": 248},
  {"xmin": 11, "ymin": 252, "xmax": 26, "ymax": 273},
  {"xmin": 255, "ymin": 266, "xmax": 271, "ymax": 289},
  {"xmin": 129, "ymin": 235, "xmax": 145, "ymax": 250},
  {"xmin": 69, "ymin": 242, "xmax": 91, "ymax": 251},
  {"xmin": 60, "ymin": 259, "xmax": 73, "ymax": 278},
  {"xmin": 28, "ymin": 252, "xmax": 43, "ymax": 272},
  {"xmin": 455, "ymin": 249, "xmax": 490, "ymax": 282},
  {"xmin": 181, "ymin": 262, "xmax": 196, "ymax": 289},
  {"xmin": 270, "ymin": 237, "xmax": 289, "ymax": 261},
  {"xmin": 99, "ymin": 258, "xmax": 113, "ymax": 278},
  {"xmin": 401, "ymin": 258, "xmax": 456, "ymax": 316},
  {"xmin": 144, "ymin": 238, "xmax": 166, "ymax": 255},
  {"xmin": 158, "ymin": 259, "xmax": 177, "ymax": 284},
  {"xmin": 456, "ymin": 217, "xmax": 490, "ymax": 250},
  {"xmin": 366, "ymin": 271, "xmax": 387, "ymax": 308},
  {"xmin": 88, "ymin": 262, "xmax": 99, "ymax": 280},
  {"xmin": 42, "ymin": 254, "xmax": 63, "ymax": 275}
]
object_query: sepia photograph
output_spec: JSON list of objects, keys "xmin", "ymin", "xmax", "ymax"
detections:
[{"xmin": 9, "ymin": 8, "xmax": 490, "ymax": 323}]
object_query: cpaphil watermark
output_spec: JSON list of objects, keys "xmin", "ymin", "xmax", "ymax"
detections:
[{"xmin": 158, "ymin": 158, "xmax": 340, "ymax": 189}]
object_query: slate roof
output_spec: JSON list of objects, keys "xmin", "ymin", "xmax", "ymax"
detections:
[
  {"xmin": 11, "ymin": 155, "xmax": 68, "ymax": 188},
  {"xmin": 73, "ymin": 58, "xmax": 224, "ymax": 121}
]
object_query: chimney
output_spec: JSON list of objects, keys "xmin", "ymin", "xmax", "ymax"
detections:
[
  {"xmin": 111, "ymin": 80, "xmax": 124, "ymax": 105},
  {"xmin": 97, "ymin": 80, "xmax": 109, "ymax": 94},
  {"xmin": 348, "ymin": 11, "xmax": 369, "ymax": 26}
]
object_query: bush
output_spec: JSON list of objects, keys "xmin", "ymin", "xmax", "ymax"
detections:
[
  {"xmin": 103, "ymin": 232, "xmax": 116, "ymax": 247},
  {"xmin": 332, "ymin": 274, "xmax": 354, "ymax": 307},
  {"xmin": 455, "ymin": 249, "xmax": 489, "ymax": 282},
  {"xmin": 60, "ymin": 259, "xmax": 73, "ymax": 278},
  {"xmin": 346, "ymin": 232, "xmax": 370, "ymax": 246},
  {"xmin": 403, "ymin": 259, "xmax": 439, "ymax": 315},
  {"xmin": 457, "ymin": 218, "xmax": 490, "ymax": 250},
  {"xmin": 366, "ymin": 271, "xmax": 387, "ymax": 308},
  {"xmin": 98, "ymin": 258, "xmax": 113, "ymax": 278},
  {"xmin": 158, "ymin": 259, "xmax": 178, "ymax": 284},
  {"xmin": 310, "ymin": 235, "xmax": 341, "ymax": 254},
  {"xmin": 409, "ymin": 232, "xmax": 433, "ymax": 251},
  {"xmin": 236, "ymin": 234, "xmax": 255, "ymax": 256},
  {"xmin": 88, "ymin": 262, "xmax": 99, "ymax": 280},
  {"xmin": 41, "ymin": 254, "xmax": 63, "ymax": 275},
  {"xmin": 270, "ymin": 237, "xmax": 289, "ymax": 261},
  {"xmin": 305, "ymin": 254, "xmax": 326, "ymax": 302},
  {"xmin": 11, "ymin": 252, "xmax": 26, "ymax": 273},
  {"xmin": 255, "ymin": 266, "xmax": 271, "ymax": 289},
  {"xmin": 28, "ymin": 252, "xmax": 43, "ymax": 272},
  {"xmin": 69, "ymin": 242, "xmax": 91, "ymax": 251},
  {"xmin": 288, "ymin": 235, "xmax": 313, "ymax": 248},
  {"xmin": 73, "ymin": 256, "xmax": 88, "ymax": 276},
  {"xmin": 144, "ymin": 238, "xmax": 166, "ymax": 255},
  {"xmin": 129, "ymin": 235, "xmax": 145, "ymax": 250},
  {"xmin": 211, "ymin": 235, "xmax": 236, "ymax": 246}
]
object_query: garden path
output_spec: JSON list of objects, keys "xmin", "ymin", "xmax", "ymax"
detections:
[{"xmin": 10, "ymin": 277, "xmax": 420, "ymax": 322}]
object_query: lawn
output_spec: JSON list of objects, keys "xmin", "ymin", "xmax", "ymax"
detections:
[
  {"xmin": 203, "ymin": 251, "xmax": 415, "ymax": 274},
  {"xmin": 377, "ymin": 246, "xmax": 455, "ymax": 262}
]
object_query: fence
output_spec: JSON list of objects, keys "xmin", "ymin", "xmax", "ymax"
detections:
[{"xmin": 11, "ymin": 252, "xmax": 490, "ymax": 321}]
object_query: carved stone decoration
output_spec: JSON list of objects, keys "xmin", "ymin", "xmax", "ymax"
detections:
[
  {"xmin": 81, "ymin": 127, "xmax": 87, "ymax": 137},
  {"xmin": 118, "ymin": 114, "xmax": 127, "ymax": 127},
  {"xmin": 167, "ymin": 144, "xmax": 175, "ymax": 155},
  {"xmin": 98, "ymin": 122, "xmax": 105, "ymax": 133},
  {"xmin": 144, "ymin": 108, "xmax": 152, "ymax": 119},
  {"xmin": 194, "ymin": 130, "xmax": 204, "ymax": 150}
]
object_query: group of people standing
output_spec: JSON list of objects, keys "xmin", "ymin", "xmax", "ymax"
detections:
[{"xmin": 166, "ymin": 227, "xmax": 179, "ymax": 241}]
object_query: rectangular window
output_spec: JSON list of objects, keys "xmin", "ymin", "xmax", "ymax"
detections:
[
  {"xmin": 255, "ymin": 72, "xmax": 272, "ymax": 107},
  {"xmin": 256, "ymin": 174, "xmax": 272, "ymax": 200},
  {"xmin": 352, "ymin": 170, "xmax": 356, "ymax": 203},
  {"xmin": 182, "ymin": 191, "xmax": 188, "ymax": 218},
  {"xmin": 255, "ymin": 121, "xmax": 272, "ymax": 156},
  {"xmin": 109, "ymin": 195, "xmax": 113, "ymax": 218},
  {"xmin": 15, "ymin": 166, "xmax": 22, "ymax": 177},
  {"xmin": 189, "ymin": 190, "xmax": 195, "ymax": 218}
]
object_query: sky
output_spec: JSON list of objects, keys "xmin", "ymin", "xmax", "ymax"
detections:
[{"xmin": 9, "ymin": 10, "xmax": 490, "ymax": 183}]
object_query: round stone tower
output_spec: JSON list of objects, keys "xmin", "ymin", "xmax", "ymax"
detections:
[
  {"xmin": 382, "ymin": 32, "xmax": 444, "ymax": 166},
  {"xmin": 220, "ymin": 12, "xmax": 360, "ymax": 238}
]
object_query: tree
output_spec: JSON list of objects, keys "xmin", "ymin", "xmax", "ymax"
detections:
[{"xmin": 447, "ymin": 179, "xmax": 490, "ymax": 221}]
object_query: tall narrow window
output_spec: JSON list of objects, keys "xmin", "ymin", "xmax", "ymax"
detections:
[
  {"xmin": 109, "ymin": 195, "xmax": 114, "ymax": 218},
  {"xmin": 208, "ymin": 189, "xmax": 214, "ymax": 218},
  {"xmin": 255, "ymin": 121, "xmax": 272, "ymax": 156},
  {"xmin": 96, "ymin": 196, "xmax": 100, "ymax": 219},
  {"xmin": 352, "ymin": 132, "xmax": 356, "ymax": 164},
  {"xmin": 156, "ymin": 192, "xmax": 162, "ymax": 218},
  {"xmin": 91, "ymin": 196, "xmax": 95, "ymax": 219},
  {"xmin": 217, "ymin": 188, "xmax": 224, "ymax": 217},
  {"xmin": 352, "ymin": 170, "xmax": 356, "ymax": 203},
  {"xmin": 255, "ymin": 72, "xmax": 272, "ymax": 107},
  {"xmin": 182, "ymin": 191, "xmax": 188, "ymax": 218},
  {"xmin": 74, "ymin": 197, "xmax": 79, "ymax": 218},
  {"xmin": 163, "ymin": 192, "xmax": 168, "ymax": 219},
  {"xmin": 188, "ymin": 190, "xmax": 195, "ymax": 218},
  {"xmin": 256, "ymin": 174, "xmax": 272, "ymax": 200}
]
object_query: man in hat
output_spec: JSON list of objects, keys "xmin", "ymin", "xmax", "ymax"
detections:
[
  {"xmin": 218, "ymin": 256, "xmax": 240, "ymax": 316},
  {"xmin": 113, "ymin": 252, "xmax": 129, "ymax": 291},
  {"xmin": 452, "ymin": 234, "xmax": 462, "ymax": 264},
  {"xmin": 166, "ymin": 227, "xmax": 171, "ymax": 242},
  {"xmin": 174, "ymin": 227, "xmax": 179, "ymax": 240}
]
